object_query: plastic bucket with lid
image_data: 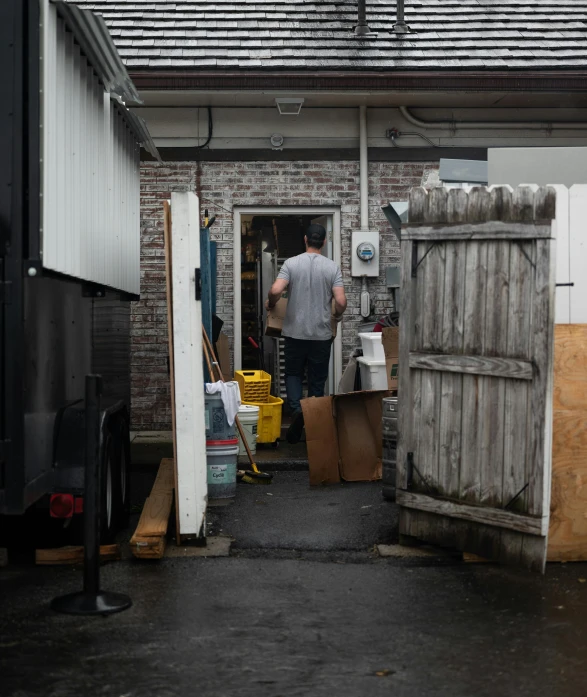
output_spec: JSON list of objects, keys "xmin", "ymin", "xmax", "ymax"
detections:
[
  {"xmin": 236, "ymin": 404, "xmax": 259, "ymax": 456},
  {"xmin": 206, "ymin": 439, "xmax": 239, "ymax": 499},
  {"xmin": 205, "ymin": 392, "xmax": 235, "ymax": 442}
]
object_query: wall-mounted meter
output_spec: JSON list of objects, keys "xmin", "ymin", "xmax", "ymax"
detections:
[
  {"xmin": 351, "ymin": 230, "xmax": 379, "ymax": 277},
  {"xmin": 356, "ymin": 241, "xmax": 376, "ymax": 262}
]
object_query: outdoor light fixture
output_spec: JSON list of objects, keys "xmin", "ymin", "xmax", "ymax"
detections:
[{"xmin": 275, "ymin": 98, "xmax": 304, "ymax": 115}]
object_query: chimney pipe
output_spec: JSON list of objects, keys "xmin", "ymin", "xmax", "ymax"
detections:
[
  {"xmin": 393, "ymin": 0, "xmax": 410, "ymax": 34},
  {"xmin": 354, "ymin": 0, "xmax": 372, "ymax": 37}
]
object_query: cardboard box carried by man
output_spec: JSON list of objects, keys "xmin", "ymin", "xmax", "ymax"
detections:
[{"xmin": 266, "ymin": 294, "xmax": 338, "ymax": 339}]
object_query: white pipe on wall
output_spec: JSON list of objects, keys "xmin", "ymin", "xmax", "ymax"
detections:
[
  {"xmin": 400, "ymin": 105, "xmax": 587, "ymax": 131},
  {"xmin": 359, "ymin": 105, "xmax": 369, "ymax": 231}
]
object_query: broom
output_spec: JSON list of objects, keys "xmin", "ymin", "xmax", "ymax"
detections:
[{"xmin": 202, "ymin": 326, "xmax": 272, "ymax": 485}]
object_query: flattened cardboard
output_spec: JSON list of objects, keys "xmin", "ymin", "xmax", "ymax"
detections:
[
  {"xmin": 336, "ymin": 392, "xmax": 384, "ymax": 482},
  {"xmin": 338, "ymin": 356, "xmax": 357, "ymax": 394},
  {"xmin": 216, "ymin": 332, "xmax": 231, "ymax": 378},
  {"xmin": 265, "ymin": 296, "xmax": 338, "ymax": 338},
  {"xmin": 302, "ymin": 397, "xmax": 340, "ymax": 485},
  {"xmin": 382, "ymin": 327, "xmax": 399, "ymax": 391},
  {"xmin": 302, "ymin": 390, "xmax": 387, "ymax": 484}
]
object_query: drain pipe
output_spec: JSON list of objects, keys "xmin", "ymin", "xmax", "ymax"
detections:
[
  {"xmin": 359, "ymin": 105, "xmax": 369, "ymax": 231},
  {"xmin": 359, "ymin": 105, "xmax": 370, "ymax": 318},
  {"xmin": 399, "ymin": 105, "xmax": 587, "ymax": 130}
]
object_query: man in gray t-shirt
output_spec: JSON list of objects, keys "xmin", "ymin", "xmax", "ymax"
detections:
[{"xmin": 266, "ymin": 224, "xmax": 347, "ymax": 443}]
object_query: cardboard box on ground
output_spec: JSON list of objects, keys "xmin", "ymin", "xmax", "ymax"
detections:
[
  {"xmin": 265, "ymin": 295, "xmax": 338, "ymax": 339},
  {"xmin": 301, "ymin": 391, "xmax": 389, "ymax": 484}
]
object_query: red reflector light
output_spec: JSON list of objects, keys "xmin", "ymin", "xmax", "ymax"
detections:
[
  {"xmin": 74, "ymin": 497, "xmax": 84, "ymax": 514},
  {"xmin": 50, "ymin": 494, "xmax": 74, "ymax": 518}
]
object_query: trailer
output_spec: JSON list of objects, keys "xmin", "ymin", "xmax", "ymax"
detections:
[{"xmin": 0, "ymin": 0, "xmax": 158, "ymax": 541}]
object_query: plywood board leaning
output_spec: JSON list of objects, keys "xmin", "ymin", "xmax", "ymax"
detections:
[
  {"xmin": 130, "ymin": 458, "xmax": 175, "ymax": 559},
  {"xmin": 548, "ymin": 325, "xmax": 587, "ymax": 561},
  {"xmin": 36, "ymin": 545, "xmax": 121, "ymax": 565}
]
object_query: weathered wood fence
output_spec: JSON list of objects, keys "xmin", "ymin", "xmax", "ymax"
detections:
[{"xmin": 397, "ymin": 185, "xmax": 556, "ymax": 572}]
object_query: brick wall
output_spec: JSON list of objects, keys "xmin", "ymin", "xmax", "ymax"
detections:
[{"xmin": 133, "ymin": 159, "xmax": 438, "ymax": 430}]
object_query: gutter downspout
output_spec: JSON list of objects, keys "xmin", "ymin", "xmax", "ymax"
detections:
[
  {"xmin": 359, "ymin": 105, "xmax": 369, "ymax": 231},
  {"xmin": 359, "ymin": 105, "xmax": 370, "ymax": 318},
  {"xmin": 400, "ymin": 105, "xmax": 587, "ymax": 131}
]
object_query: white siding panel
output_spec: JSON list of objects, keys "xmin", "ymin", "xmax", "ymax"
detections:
[
  {"xmin": 41, "ymin": 3, "xmax": 140, "ymax": 295},
  {"xmin": 569, "ymin": 185, "xmax": 587, "ymax": 323}
]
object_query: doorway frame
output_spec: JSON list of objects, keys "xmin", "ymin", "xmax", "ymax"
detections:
[{"xmin": 233, "ymin": 206, "xmax": 343, "ymax": 391}]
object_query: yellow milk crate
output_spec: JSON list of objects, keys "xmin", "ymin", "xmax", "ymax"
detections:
[
  {"xmin": 235, "ymin": 370, "xmax": 272, "ymax": 403},
  {"xmin": 242, "ymin": 395, "xmax": 283, "ymax": 445}
]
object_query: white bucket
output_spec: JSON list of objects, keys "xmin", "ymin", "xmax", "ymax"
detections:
[
  {"xmin": 236, "ymin": 404, "xmax": 259, "ymax": 456},
  {"xmin": 206, "ymin": 439, "xmax": 239, "ymax": 499},
  {"xmin": 358, "ymin": 332, "xmax": 385, "ymax": 361},
  {"xmin": 357, "ymin": 356, "xmax": 388, "ymax": 391}
]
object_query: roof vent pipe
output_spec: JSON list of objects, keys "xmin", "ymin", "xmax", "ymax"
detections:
[
  {"xmin": 354, "ymin": 0, "xmax": 372, "ymax": 37},
  {"xmin": 393, "ymin": 0, "xmax": 410, "ymax": 34}
]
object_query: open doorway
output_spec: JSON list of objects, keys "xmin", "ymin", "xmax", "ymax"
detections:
[{"xmin": 233, "ymin": 207, "xmax": 342, "ymax": 423}]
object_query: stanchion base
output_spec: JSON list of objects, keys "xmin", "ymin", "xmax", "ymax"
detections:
[{"xmin": 51, "ymin": 591, "xmax": 132, "ymax": 616}]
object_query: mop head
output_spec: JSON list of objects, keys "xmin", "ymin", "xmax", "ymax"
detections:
[{"xmin": 237, "ymin": 469, "xmax": 273, "ymax": 485}]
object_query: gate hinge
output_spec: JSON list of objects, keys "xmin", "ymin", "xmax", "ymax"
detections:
[{"xmin": 0, "ymin": 281, "xmax": 12, "ymax": 304}]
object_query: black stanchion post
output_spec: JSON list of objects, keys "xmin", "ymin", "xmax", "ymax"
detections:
[{"xmin": 51, "ymin": 375, "xmax": 132, "ymax": 616}]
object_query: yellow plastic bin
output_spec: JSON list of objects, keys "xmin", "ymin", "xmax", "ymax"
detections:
[
  {"xmin": 242, "ymin": 395, "xmax": 283, "ymax": 446},
  {"xmin": 235, "ymin": 370, "xmax": 272, "ymax": 403}
]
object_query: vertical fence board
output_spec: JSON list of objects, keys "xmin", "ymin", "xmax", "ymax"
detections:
[{"xmin": 438, "ymin": 242, "xmax": 466, "ymax": 498}]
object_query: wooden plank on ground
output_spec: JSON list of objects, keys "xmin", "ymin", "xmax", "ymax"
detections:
[
  {"xmin": 36, "ymin": 544, "xmax": 121, "ymax": 566},
  {"xmin": 548, "ymin": 325, "xmax": 587, "ymax": 562},
  {"xmin": 130, "ymin": 458, "xmax": 175, "ymax": 559},
  {"xmin": 163, "ymin": 200, "xmax": 181, "ymax": 545}
]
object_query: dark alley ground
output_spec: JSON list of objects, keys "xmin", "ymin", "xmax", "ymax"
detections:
[{"xmin": 1, "ymin": 456, "xmax": 587, "ymax": 697}]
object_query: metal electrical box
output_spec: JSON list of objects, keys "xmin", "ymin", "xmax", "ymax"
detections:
[{"xmin": 351, "ymin": 230, "xmax": 379, "ymax": 277}]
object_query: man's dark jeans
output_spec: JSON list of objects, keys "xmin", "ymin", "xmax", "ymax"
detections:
[{"xmin": 284, "ymin": 337, "xmax": 332, "ymax": 414}]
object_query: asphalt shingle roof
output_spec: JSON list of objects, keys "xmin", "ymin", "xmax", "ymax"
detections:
[{"xmin": 70, "ymin": 0, "xmax": 587, "ymax": 71}]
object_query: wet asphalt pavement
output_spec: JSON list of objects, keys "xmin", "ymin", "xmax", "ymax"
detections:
[{"xmin": 1, "ymin": 468, "xmax": 587, "ymax": 697}]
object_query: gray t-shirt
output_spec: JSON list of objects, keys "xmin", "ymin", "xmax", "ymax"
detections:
[{"xmin": 277, "ymin": 252, "xmax": 344, "ymax": 341}]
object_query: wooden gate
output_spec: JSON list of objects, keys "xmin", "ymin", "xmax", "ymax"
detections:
[{"xmin": 397, "ymin": 186, "xmax": 557, "ymax": 572}]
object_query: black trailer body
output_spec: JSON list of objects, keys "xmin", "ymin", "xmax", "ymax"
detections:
[{"xmin": 0, "ymin": 0, "xmax": 155, "ymax": 530}]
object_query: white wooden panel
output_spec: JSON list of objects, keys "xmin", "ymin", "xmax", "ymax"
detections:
[
  {"xmin": 569, "ymin": 185, "xmax": 587, "ymax": 323},
  {"xmin": 170, "ymin": 192, "xmax": 207, "ymax": 537},
  {"xmin": 552, "ymin": 185, "xmax": 570, "ymax": 324},
  {"xmin": 40, "ymin": 1, "xmax": 140, "ymax": 294}
]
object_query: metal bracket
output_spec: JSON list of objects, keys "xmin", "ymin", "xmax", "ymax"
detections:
[
  {"xmin": 195, "ymin": 268, "xmax": 202, "ymax": 301},
  {"xmin": 411, "ymin": 242, "xmax": 437, "ymax": 278},
  {"xmin": 504, "ymin": 482, "xmax": 529, "ymax": 511},
  {"xmin": 556, "ymin": 282, "xmax": 574, "ymax": 287},
  {"xmin": 515, "ymin": 242, "xmax": 536, "ymax": 270},
  {"xmin": 406, "ymin": 452, "xmax": 434, "ymax": 494}
]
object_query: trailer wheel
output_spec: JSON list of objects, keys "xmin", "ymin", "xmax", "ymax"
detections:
[{"xmin": 100, "ymin": 434, "xmax": 116, "ymax": 544}]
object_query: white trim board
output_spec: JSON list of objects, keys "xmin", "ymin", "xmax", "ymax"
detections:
[
  {"xmin": 170, "ymin": 192, "xmax": 207, "ymax": 537},
  {"xmin": 233, "ymin": 206, "xmax": 343, "ymax": 391}
]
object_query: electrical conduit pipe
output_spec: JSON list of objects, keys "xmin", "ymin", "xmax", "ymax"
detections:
[
  {"xmin": 399, "ymin": 105, "xmax": 587, "ymax": 131},
  {"xmin": 359, "ymin": 104, "xmax": 370, "ymax": 318}
]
